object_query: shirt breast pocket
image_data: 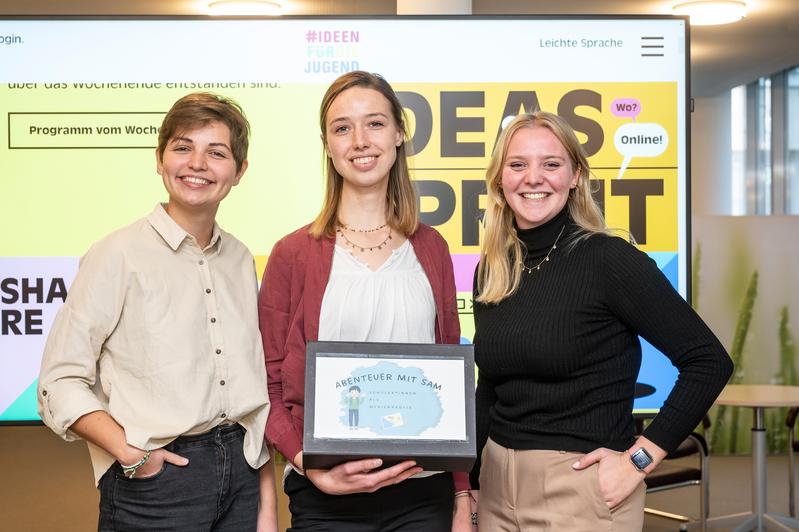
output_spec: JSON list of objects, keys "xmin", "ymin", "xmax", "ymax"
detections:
[{"xmin": 114, "ymin": 272, "xmax": 184, "ymax": 377}]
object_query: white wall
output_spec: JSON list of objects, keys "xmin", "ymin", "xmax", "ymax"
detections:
[{"xmin": 691, "ymin": 93, "xmax": 733, "ymax": 217}]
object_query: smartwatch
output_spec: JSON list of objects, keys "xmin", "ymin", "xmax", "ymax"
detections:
[{"xmin": 629, "ymin": 447, "xmax": 653, "ymax": 471}]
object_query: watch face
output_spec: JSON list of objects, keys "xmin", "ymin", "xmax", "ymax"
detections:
[{"xmin": 630, "ymin": 448, "xmax": 653, "ymax": 470}]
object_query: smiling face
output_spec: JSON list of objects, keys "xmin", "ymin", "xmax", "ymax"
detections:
[
  {"xmin": 156, "ymin": 120, "xmax": 247, "ymax": 220},
  {"xmin": 324, "ymin": 86, "xmax": 403, "ymax": 195},
  {"xmin": 501, "ymin": 126, "xmax": 579, "ymax": 230}
]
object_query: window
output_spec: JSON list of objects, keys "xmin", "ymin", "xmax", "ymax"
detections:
[
  {"xmin": 731, "ymin": 85, "xmax": 746, "ymax": 215},
  {"xmin": 730, "ymin": 64, "xmax": 799, "ymax": 215},
  {"xmin": 787, "ymin": 67, "xmax": 799, "ymax": 214},
  {"xmin": 755, "ymin": 77, "xmax": 772, "ymax": 215}
]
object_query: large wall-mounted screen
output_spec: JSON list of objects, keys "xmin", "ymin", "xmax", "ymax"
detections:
[{"xmin": 0, "ymin": 16, "xmax": 689, "ymax": 421}]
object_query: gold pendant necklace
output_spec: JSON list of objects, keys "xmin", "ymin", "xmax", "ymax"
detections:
[
  {"xmin": 521, "ymin": 225, "xmax": 566, "ymax": 274},
  {"xmin": 336, "ymin": 225, "xmax": 392, "ymax": 253}
]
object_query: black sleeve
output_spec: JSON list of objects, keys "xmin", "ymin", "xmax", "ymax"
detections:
[
  {"xmin": 470, "ymin": 263, "xmax": 497, "ymax": 488},
  {"xmin": 601, "ymin": 237, "xmax": 733, "ymax": 453}
]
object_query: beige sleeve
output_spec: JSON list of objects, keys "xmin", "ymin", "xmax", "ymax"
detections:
[{"xmin": 37, "ymin": 241, "xmax": 126, "ymax": 441}]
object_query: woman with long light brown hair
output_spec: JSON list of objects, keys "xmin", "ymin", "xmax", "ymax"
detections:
[{"xmin": 259, "ymin": 71, "xmax": 471, "ymax": 531}]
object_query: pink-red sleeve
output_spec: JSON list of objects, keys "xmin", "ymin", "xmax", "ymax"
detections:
[{"xmin": 258, "ymin": 237, "xmax": 303, "ymax": 465}]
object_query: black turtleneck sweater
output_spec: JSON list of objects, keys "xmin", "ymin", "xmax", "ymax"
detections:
[{"xmin": 470, "ymin": 208, "xmax": 732, "ymax": 487}]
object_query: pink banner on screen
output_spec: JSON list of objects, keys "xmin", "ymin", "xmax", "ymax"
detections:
[{"xmin": 451, "ymin": 254, "xmax": 480, "ymax": 293}]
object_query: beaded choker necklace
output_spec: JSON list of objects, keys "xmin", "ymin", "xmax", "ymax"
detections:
[
  {"xmin": 336, "ymin": 225, "xmax": 392, "ymax": 253},
  {"xmin": 521, "ymin": 225, "xmax": 565, "ymax": 274},
  {"xmin": 338, "ymin": 222, "xmax": 387, "ymax": 233}
]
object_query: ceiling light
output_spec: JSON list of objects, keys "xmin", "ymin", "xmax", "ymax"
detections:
[
  {"xmin": 207, "ymin": 0, "xmax": 282, "ymax": 16},
  {"xmin": 672, "ymin": 1, "xmax": 747, "ymax": 26}
]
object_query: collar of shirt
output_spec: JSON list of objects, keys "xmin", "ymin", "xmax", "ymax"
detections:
[{"xmin": 146, "ymin": 203, "xmax": 222, "ymax": 253}]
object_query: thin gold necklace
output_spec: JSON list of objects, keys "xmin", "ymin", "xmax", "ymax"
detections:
[
  {"xmin": 336, "ymin": 225, "xmax": 392, "ymax": 253},
  {"xmin": 521, "ymin": 225, "xmax": 565, "ymax": 274}
]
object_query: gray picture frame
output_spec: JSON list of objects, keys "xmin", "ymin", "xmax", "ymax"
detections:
[{"xmin": 303, "ymin": 340, "xmax": 476, "ymax": 472}]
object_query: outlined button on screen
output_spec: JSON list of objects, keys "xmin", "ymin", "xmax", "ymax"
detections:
[{"xmin": 8, "ymin": 112, "xmax": 164, "ymax": 149}]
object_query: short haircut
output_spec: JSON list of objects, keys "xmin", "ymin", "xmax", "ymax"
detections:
[{"xmin": 158, "ymin": 92, "xmax": 250, "ymax": 171}]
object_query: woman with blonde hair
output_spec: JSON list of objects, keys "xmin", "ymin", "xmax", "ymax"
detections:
[
  {"xmin": 259, "ymin": 71, "xmax": 471, "ymax": 531},
  {"xmin": 470, "ymin": 111, "xmax": 731, "ymax": 531}
]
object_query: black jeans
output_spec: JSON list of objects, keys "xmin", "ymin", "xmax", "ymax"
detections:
[
  {"xmin": 98, "ymin": 424, "xmax": 259, "ymax": 531},
  {"xmin": 284, "ymin": 470, "xmax": 455, "ymax": 532}
]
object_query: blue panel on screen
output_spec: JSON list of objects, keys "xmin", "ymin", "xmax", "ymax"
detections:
[
  {"xmin": 0, "ymin": 379, "xmax": 39, "ymax": 422},
  {"xmin": 648, "ymin": 252, "xmax": 678, "ymax": 291},
  {"xmin": 634, "ymin": 339, "xmax": 679, "ymax": 411},
  {"xmin": 633, "ymin": 252, "xmax": 681, "ymax": 411}
]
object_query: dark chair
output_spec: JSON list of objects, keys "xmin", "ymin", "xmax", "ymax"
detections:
[
  {"xmin": 787, "ymin": 407, "xmax": 799, "ymax": 517},
  {"xmin": 636, "ymin": 414, "xmax": 711, "ymax": 532}
]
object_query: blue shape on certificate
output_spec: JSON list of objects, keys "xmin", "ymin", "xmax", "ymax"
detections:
[
  {"xmin": 381, "ymin": 413, "xmax": 404, "ymax": 429},
  {"xmin": 336, "ymin": 361, "xmax": 444, "ymax": 437}
]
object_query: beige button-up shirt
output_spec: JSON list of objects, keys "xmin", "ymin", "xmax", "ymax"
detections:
[{"xmin": 38, "ymin": 204, "xmax": 270, "ymax": 485}]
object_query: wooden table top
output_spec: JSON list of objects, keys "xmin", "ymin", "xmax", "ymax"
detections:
[{"xmin": 715, "ymin": 384, "xmax": 799, "ymax": 408}]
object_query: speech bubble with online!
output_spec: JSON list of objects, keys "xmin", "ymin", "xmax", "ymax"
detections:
[
  {"xmin": 611, "ymin": 98, "xmax": 642, "ymax": 120},
  {"xmin": 501, "ymin": 114, "xmax": 516, "ymax": 130},
  {"xmin": 614, "ymin": 122, "xmax": 669, "ymax": 179}
]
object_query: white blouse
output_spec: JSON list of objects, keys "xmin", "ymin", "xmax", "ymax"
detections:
[
  {"xmin": 285, "ymin": 241, "xmax": 439, "ymax": 483},
  {"xmin": 318, "ymin": 240, "xmax": 436, "ymax": 344}
]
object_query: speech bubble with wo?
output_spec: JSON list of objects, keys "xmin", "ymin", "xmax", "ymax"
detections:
[{"xmin": 611, "ymin": 98, "xmax": 642, "ymax": 121}]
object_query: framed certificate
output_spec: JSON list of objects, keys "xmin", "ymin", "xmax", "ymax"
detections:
[{"xmin": 303, "ymin": 341, "xmax": 476, "ymax": 472}]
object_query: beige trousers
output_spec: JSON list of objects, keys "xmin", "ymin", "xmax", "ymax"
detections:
[{"xmin": 477, "ymin": 438, "xmax": 645, "ymax": 532}]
